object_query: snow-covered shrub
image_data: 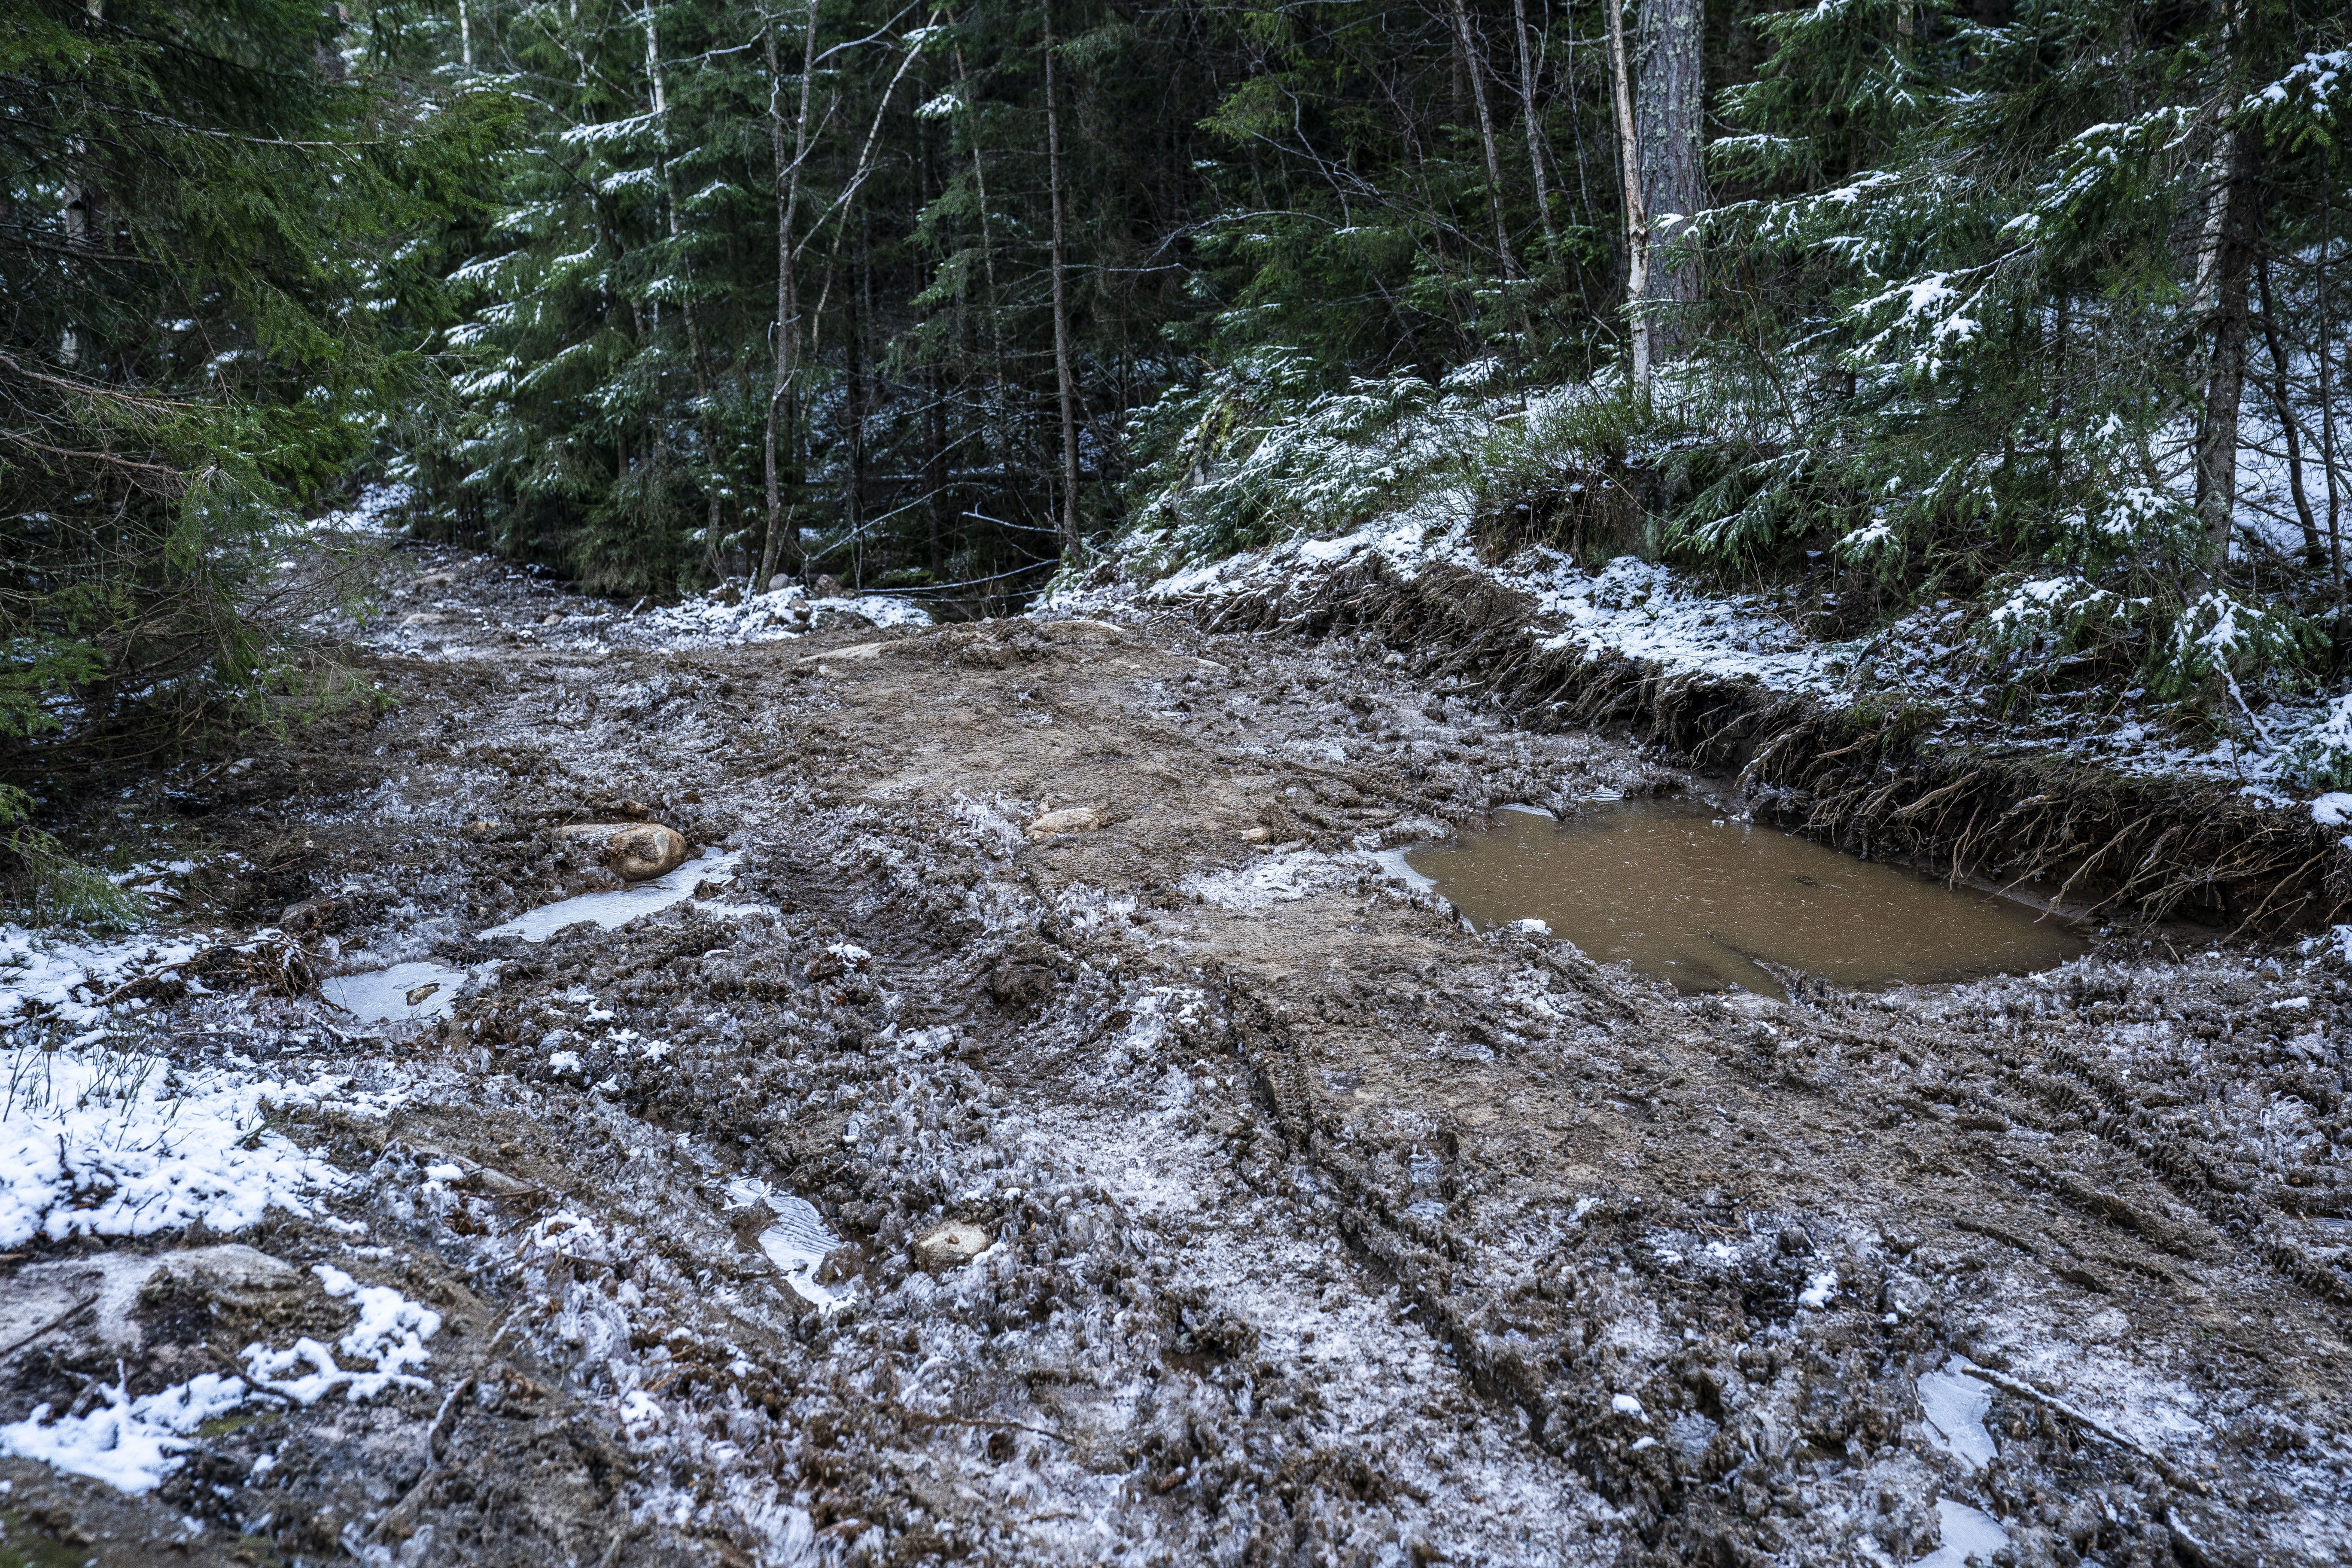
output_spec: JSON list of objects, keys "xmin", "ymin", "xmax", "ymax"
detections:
[
  {"xmin": 1124, "ymin": 348, "xmax": 1494, "ymax": 563},
  {"xmin": 2280, "ymin": 695, "xmax": 2352, "ymax": 789}
]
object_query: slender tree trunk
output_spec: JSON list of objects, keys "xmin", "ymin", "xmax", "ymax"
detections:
[
  {"xmin": 1634, "ymin": 0, "xmax": 1703, "ymax": 358},
  {"xmin": 2255, "ymin": 259, "xmax": 2322, "ymax": 561},
  {"xmin": 1043, "ymin": 5, "xmax": 1084, "ymax": 560},
  {"xmin": 1446, "ymin": 0, "xmax": 1520, "ymax": 284},
  {"xmin": 2323, "ymin": 177, "xmax": 2343, "ymax": 604},
  {"xmin": 458, "ymin": 0, "xmax": 473, "ymax": 71},
  {"xmin": 928, "ymin": 368, "xmax": 949, "ymax": 578},
  {"xmin": 2194, "ymin": 130, "xmax": 2260, "ymax": 587},
  {"xmin": 761, "ymin": 9, "xmax": 819, "ymax": 591},
  {"xmin": 846, "ymin": 219, "xmax": 871, "ymax": 575},
  {"xmin": 953, "ymin": 40, "xmax": 1022, "ymax": 548},
  {"xmin": 1511, "ymin": 0, "xmax": 1558, "ymax": 257},
  {"xmin": 1603, "ymin": 0, "xmax": 1649, "ymax": 396},
  {"xmin": 645, "ymin": 7, "xmax": 727, "ymax": 585}
]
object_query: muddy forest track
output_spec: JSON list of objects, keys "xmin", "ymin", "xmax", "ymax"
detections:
[{"xmin": 4, "ymin": 545, "xmax": 2349, "ymax": 1568}]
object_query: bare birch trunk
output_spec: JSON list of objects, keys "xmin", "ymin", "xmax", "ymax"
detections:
[
  {"xmin": 1604, "ymin": 0, "xmax": 1649, "ymax": 396},
  {"xmin": 644, "ymin": 8, "xmax": 728, "ymax": 583},
  {"xmin": 1044, "ymin": 5, "xmax": 1083, "ymax": 560},
  {"xmin": 2325, "ymin": 180, "xmax": 2343, "ymax": 601}
]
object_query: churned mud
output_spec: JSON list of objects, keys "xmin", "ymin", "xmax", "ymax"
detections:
[{"xmin": 3, "ymin": 545, "xmax": 2351, "ymax": 1567}]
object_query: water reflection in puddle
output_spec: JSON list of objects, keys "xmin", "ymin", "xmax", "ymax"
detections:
[{"xmin": 1405, "ymin": 798, "xmax": 2087, "ymax": 999}]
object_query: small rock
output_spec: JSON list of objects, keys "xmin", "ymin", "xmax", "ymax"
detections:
[
  {"xmin": 911, "ymin": 1222, "xmax": 991, "ymax": 1272},
  {"xmin": 540, "ymin": 612, "xmax": 562, "ymax": 627},
  {"xmin": 811, "ymin": 573, "xmax": 842, "ymax": 599},
  {"xmin": 458, "ymin": 1166, "xmax": 536, "ymax": 1199},
  {"xmin": 551, "ymin": 822, "xmax": 689, "ymax": 881},
  {"xmin": 1026, "ymin": 806, "xmax": 1107, "ymax": 840},
  {"xmin": 277, "ymin": 897, "xmax": 339, "ymax": 934},
  {"xmin": 1240, "ymin": 826, "xmax": 1271, "ymax": 843},
  {"xmin": 769, "ymin": 574, "xmax": 793, "ymax": 593}
]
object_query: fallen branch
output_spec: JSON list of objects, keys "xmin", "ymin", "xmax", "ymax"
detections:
[{"xmin": 1959, "ymin": 1363, "xmax": 2207, "ymax": 1495}]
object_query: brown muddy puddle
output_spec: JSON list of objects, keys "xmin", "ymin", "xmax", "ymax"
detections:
[{"xmin": 1406, "ymin": 798, "xmax": 2087, "ymax": 999}]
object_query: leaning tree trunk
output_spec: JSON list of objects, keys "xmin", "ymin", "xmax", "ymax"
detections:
[
  {"xmin": 1511, "ymin": 0, "xmax": 1559, "ymax": 258},
  {"xmin": 1634, "ymin": 0, "xmax": 1704, "ymax": 360},
  {"xmin": 1446, "ymin": 0, "xmax": 1521, "ymax": 286}
]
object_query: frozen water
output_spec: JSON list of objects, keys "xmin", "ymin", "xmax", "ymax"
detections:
[
  {"xmin": 477, "ymin": 849, "xmax": 742, "ymax": 941},
  {"xmin": 726, "ymin": 1177, "xmax": 855, "ymax": 1313},
  {"xmin": 320, "ymin": 960, "xmax": 469, "ymax": 1023},
  {"xmin": 1369, "ymin": 847, "xmax": 1436, "ymax": 893},
  {"xmin": 1915, "ymin": 1498, "xmax": 2011, "ymax": 1568},
  {"xmin": 1918, "ymin": 1358, "xmax": 1997, "ymax": 1469}
]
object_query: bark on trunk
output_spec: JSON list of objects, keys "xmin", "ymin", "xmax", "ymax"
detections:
[
  {"xmin": 2194, "ymin": 130, "xmax": 2260, "ymax": 586},
  {"xmin": 2255, "ymin": 260, "xmax": 2322, "ymax": 562},
  {"xmin": 1634, "ymin": 0, "xmax": 1703, "ymax": 357},
  {"xmin": 1044, "ymin": 6, "xmax": 1084, "ymax": 560},
  {"xmin": 646, "ymin": 9, "xmax": 727, "ymax": 584},
  {"xmin": 846, "ymin": 218, "xmax": 871, "ymax": 574},
  {"xmin": 2325, "ymin": 180, "xmax": 2343, "ymax": 600},
  {"xmin": 1511, "ymin": 0, "xmax": 1558, "ymax": 257},
  {"xmin": 1603, "ymin": 0, "xmax": 1649, "ymax": 396},
  {"xmin": 1446, "ymin": 0, "xmax": 1521, "ymax": 284},
  {"xmin": 760, "ymin": 9, "xmax": 820, "ymax": 591}
]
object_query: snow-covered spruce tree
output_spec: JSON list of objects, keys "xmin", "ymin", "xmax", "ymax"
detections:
[
  {"xmin": 0, "ymin": 0, "xmax": 489, "ymax": 908},
  {"xmin": 1680, "ymin": 0, "xmax": 2349, "ymax": 703}
]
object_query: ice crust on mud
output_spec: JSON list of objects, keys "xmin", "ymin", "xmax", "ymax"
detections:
[{"xmin": 0, "ymin": 542, "xmax": 2349, "ymax": 1566}]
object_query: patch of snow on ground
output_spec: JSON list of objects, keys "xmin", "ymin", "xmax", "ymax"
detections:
[
  {"xmin": 621, "ymin": 585, "xmax": 931, "ymax": 651},
  {"xmin": 1, "ymin": 926, "xmax": 213, "ymax": 1029},
  {"xmin": 241, "ymin": 1267, "xmax": 441, "ymax": 1404},
  {"xmin": 0, "ymin": 1373, "xmax": 252, "ymax": 1494},
  {"xmin": 1065, "ymin": 477, "xmax": 2352, "ymax": 807},
  {"xmin": 0, "ymin": 1048, "xmax": 383, "ymax": 1247}
]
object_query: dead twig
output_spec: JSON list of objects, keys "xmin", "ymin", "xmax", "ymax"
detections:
[{"xmin": 1959, "ymin": 1364, "xmax": 2207, "ymax": 1495}]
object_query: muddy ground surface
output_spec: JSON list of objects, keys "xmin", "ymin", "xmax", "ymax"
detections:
[{"xmin": 6, "ymin": 544, "xmax": 2352, "ymax": 1567}]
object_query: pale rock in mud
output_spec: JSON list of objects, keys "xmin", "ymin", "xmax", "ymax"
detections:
[
  {"xmin": 1026, "ymin": 806, "xmax": 1107, "ymax": 839},
  {"xmin": 912, "ymin": 1221, "xmax": 991, "ymax": 1271},
  {"xmin": 550, "ymin": 821, "xmax": 688, "ymax": 881}
]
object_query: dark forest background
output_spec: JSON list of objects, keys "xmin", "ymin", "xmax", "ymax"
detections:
[{"xmin": 6, "ymin": 0, "xmax": 2352, "ymax": 830}]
